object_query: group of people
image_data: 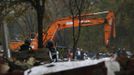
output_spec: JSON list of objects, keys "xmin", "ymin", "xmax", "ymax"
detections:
[
  {"xmin": 75, "ymin": 48, "xmax": 87, "ymax": 60},
  {"xmin": 46, "ymin": 40, "xmax": 88, "ymax": 62},
  {"xmin": 19, "ymin": 38, "xmax": 134, "ymax": 63},
  {"xmin": 66, "ymin": 48, "xmax": 88, "ymax": 61},
  {"xmin": 20, "ymin": 39, "xmax": 89, "ymax": 62},
  {"xmin": 19, "ymin": 39, "xmax": 59, "ymax": 62}
]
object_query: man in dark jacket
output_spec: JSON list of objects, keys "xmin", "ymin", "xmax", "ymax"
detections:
[
  {"xmin": 46, "ymin": 40, "xmax": 58, "ymax": 62},
  {"xmin": 20, "ymin": 39, "xmax": 32, "ymax": 52}
]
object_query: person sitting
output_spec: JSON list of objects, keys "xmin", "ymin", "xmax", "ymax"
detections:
[{"xmin": 20, "ymin": 39, "xmax": 32, "ymax": 52}]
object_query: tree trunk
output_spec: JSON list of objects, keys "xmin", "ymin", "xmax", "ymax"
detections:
[{"xmin": 36, "ymin": 6, "xmax": 44, "ymax": 48}]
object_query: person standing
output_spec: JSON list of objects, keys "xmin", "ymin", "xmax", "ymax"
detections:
[
  {"xmin": 75, "ymin": 48, "xmax": 81, "ymax": 60},
  {"xmin": 46, "ymin": 40, "xmax": 58, "ymax": 62},
  {"xmin": 67, "ymin": 48, "xmax": 73, "ymax": 61}
]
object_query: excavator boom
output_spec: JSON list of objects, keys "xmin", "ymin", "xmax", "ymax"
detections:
[
  {"xmin": 30, "ymin": 10, "xmax": 115, "ymax": 50},
  {"xmin": 9, "ymin": 10, "xmax": 115, "ymax": 50}
]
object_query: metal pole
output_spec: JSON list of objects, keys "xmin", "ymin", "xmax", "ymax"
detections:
[{"xmin": 1, "ymin": 21, "xmax": 11, "ymax": 58}]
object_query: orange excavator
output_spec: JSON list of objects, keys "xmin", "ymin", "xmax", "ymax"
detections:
[{"xmin": 9, "ymin": 10, "xmax": 115, "ymax": 51}]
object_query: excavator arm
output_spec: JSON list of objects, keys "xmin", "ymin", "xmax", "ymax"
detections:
[
  {"xmin": 30, "ymin": 10, "xmax": 115, "ymax": 50},
  {"xmin": 9, "ymin": 10, "xmax": 115, "ymax": 50}
]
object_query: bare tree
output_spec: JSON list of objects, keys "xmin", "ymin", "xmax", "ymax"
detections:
[
  {"xmin": 64, "ymin": 0, "xmax": 89, "ymax": 57},
  {"xmin": 12, "ymin": 8, "xmax": 37, "ymax": 39},
  {"xmin": 25, "ymin": 0, "xmax": 45, "ymax": 48},
  {"xmin": 0, "ymin": 0, "xmax": 22, "ymax": 58},
  {"xmin": 10, "ymin": 0, "xmax": 46, "ymax": 48}
]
